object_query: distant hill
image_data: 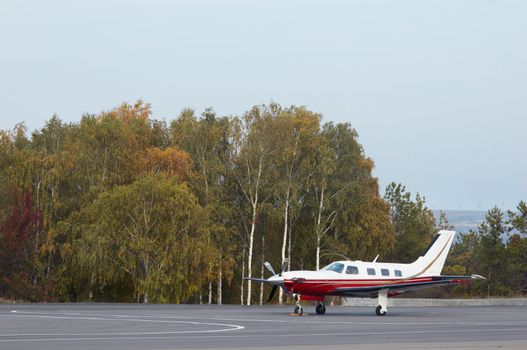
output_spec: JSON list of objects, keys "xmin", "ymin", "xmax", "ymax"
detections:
[{"xmin": 432, "ymin": 210, "xmax": 487, "ymax": 233}]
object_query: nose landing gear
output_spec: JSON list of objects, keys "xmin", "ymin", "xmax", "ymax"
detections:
[
  {"xmin": 294, "ymin": 305, "xmax": 303, "ymax": 316},
  {"xmin": 375, "ymin": 289, "xmax": 388, "ymax": 316},
  {"xmin": 293, "ymin": 294, "xmax": 304, "ymax": 315}
]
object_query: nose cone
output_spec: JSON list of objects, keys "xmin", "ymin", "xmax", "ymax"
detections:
[{"xmin": 268, "ymin": 275, "xmax": 284, "ymax": 284}]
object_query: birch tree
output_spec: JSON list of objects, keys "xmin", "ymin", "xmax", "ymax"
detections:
[
  {"xmin": 272, "ymin": 107, "xmax": 320, "ymax": 303},
  {"xmin": 229, "ymin": 106, "xmax": 275, "ymax": 305},
  {"xmin": 310, "ymin": 127, "xmax": 337, "ymax": 270},
  {"xmin": 78, "ymin": 175, "xmax": 213, "ymax": 303},
  {"xmin": 171, "ymin": 109, "xmax": 235, "ymax": 304}
]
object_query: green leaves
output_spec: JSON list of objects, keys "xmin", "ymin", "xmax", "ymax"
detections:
[
  {"xmin": 384, "ymin": 182, "xmax": 436, "ymax": 263},
  {"xmin": 78, "ymin": 175, "xmax": 212, "ymax": 303},
  {"xmin": 1, "ymin": 100, "xmax": 524, "ymax": 302},
  {"xmin": 443, "ymin": 203, "xmax": 527, "ymax": 297},
  {"xmin": 508, "ymin": 200, "xmax": 527, "ymax": 234}
]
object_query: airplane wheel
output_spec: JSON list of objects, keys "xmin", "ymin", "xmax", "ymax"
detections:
[
  {"xmin": 294, "ymin": 306, "xmax": 303, "ymax": 315},
  {"xmin": 315, "ymin": 303, "xmax": 326, "ymax": 315},
  {"xmin": 375, "ymin": 305, "xmax": 386, "ymax": 316}
]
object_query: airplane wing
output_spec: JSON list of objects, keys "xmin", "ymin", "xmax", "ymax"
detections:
[
  {"xmin": 330, "ymin": 275, "xmax": 484, "ymax": 297},
  {"xmin": 244, "ymin": 277, "xmax": 270, "ymax": 283}
]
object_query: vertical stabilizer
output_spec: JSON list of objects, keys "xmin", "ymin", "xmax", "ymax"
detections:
[{"xmin": 410, "ymin": 230, "xmax": 456, "ymax": 276}]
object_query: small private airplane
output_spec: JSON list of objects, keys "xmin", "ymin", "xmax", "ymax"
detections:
[{"xmin": 247, "ymin": 230, "xmax": 485, "ymax": 316}]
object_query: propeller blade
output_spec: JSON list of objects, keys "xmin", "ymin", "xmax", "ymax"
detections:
[
  {"xmin": 267, "ymin": 285, "xmax": 278, "ymax": 302},
  {"xmin": 264, "ymin": 262, "xmax": 276, "ymax": 275},
  {"xmin": 279, "ymin": 259, "xmax": 289, "ymax": 276}
]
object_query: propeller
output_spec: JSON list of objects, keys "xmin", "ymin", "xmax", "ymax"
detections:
[
  {"xmin": 280, "ymin": 260, "xmax": 289, "ymax": 275},
  {"xmin": 268, "ymin": 285, "xmax": 278, "ymax": 302},
  {"xmin": 264, "ymin": 262, "xmax": 276, "ymax": 275},
  {"xmin": 266, "ymin": 259, "xmax": 289, "ymax": 302}
]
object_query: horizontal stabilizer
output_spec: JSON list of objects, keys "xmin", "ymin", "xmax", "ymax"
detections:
[
  {"xmin": 434, "ymin": 274, "xmax": 486, "ymax": 280},
  {"xmin": 471, "ymin": 274, "xmax": 486, "ymax": 280},
  {"xmin": 432, "ymin": 275, "xmax": 486, "ymax": 281}
]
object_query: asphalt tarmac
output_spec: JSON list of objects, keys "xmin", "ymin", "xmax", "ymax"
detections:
[{"xmin": 1, "ymin": 303, "xmax": 526, "ymax": 350}]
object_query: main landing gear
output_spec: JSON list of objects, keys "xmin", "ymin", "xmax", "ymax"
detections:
[
  {"xmin": 375, "ymin": 289, "xmax": 388, "ymax": 316},
  {"xmin": 292, "ymin": 294, "xmax": 326, "ymax": 316},
  {"xmin": 375, "ymin": 305, "xmax": 386, "ymax": 316},
  {"xmin": 315, "ymin": 302, "xmax": 326, "ymax": 315},
  {"xmin": 293, "ymin": 302, "xmax": 326, "ymax": 315}
]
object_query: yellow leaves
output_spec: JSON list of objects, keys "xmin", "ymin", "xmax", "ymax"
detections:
[
  {"xmin": 40, "ymin": 232, "xmax": 57, "ymax": 255},
  {"xmin": 143, "ymin": 146, "xmax": 192, "ymax": 180},
  {"xmin": 76, "ymin": 175, "xmax": 211, "ymax": 302},
  {"xmin": 358, "ymin": 156, "xmax": 374, "ymax": 173},
  {"xmin": 99, "ymin": 100, "xmax": 152, "ymax": 123},
  {"xmin": 274, "ymin": 107, "xmax": 321, "ymax": 161},
  {"xmin": 1, "ymin": 101, "xmax": 422, "ymax": 302},
  {"xmin": 60, "ymin": 242, "xmax": 74, "ymax": 258},
  {"xmin": 95, "ymin": 99, "xmax": 153, "ymax": 155}
]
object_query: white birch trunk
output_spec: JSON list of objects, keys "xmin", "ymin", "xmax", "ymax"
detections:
[
  {"xmin": 217, "ymin": 260, "xmax": 222, "ymax": 305},
  {"xmin": 240, "ymin": 250, "xmax": 245, "ymax": 306},
  {"xmin": 259, "ymin": 263, "xmax": 264, "ymax": 306},
  {"xmin": 316, "ymin": 187, "xmax": 324, "ymax": 270},
  {"xmin": 316, "ymin": 230, "xmax": 322, "ymax": 270},
  {"xmin": 245, "ymin": 159, "xmax": 262, "ymax": 306},
  {"xmin": 259, "ymin": 235, "xmax": 265, "ymax": 306},
  {"xmin": 287, "ymin": 221, "xmax": 292, "ymax": 270},
  {"xmin": 279, "ymin": 191, "xmax": 290, "ymax": 304},
  {"xmin": 208, "ymin": 281, "xmax": 212, "ymax": 304},
  {"xmin": 246, "ymin": 202, "xmax": 257, "ymax": 306}
]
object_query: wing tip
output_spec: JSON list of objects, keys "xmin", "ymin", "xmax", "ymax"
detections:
[{"xmin": 471, "ymin": 274, "xmax": 486, "ymax": 280}]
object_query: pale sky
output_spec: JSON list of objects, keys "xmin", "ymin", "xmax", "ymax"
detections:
[{"xmin": 1, "ymin": 0, "xmax": 526, "ymax": 210}]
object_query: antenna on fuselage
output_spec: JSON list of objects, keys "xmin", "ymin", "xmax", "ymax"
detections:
[{"xmin": 372, "ymin": 254, "xmax": 379, "ymax": 263}]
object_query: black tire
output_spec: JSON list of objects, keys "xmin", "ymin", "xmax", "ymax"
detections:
[
  {"xmin": 298, "ymin": 307, "xmax": 303, "ymax": 316},
  {"xmin": 375, "ymin": 305, "xmax": 386, "ymax": 316},
  {"xmin": 315, "ymin": 303, "xmax": 326, "ymax": 315},
  {"xmin": 294, "ymin": 306, "xmax": 300, "ymax": 314}
]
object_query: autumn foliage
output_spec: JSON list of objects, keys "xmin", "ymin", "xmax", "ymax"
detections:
[
  {"xmin": 0, "ymin": 192, "xmax": 48, "ymax": 300},
  {"xmin": 143, "ymin": 147, "xmax": 191, "ymax": 180},
  {"xmin": 0, "ymin": 101, "xmax": 525, "ymax": 303}
]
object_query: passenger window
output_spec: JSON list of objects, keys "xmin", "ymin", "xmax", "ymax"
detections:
[
  {"xmin": 395, "ymin": 270, "xmax": 402, "ymax": 277},
  {"xmin": 346, "ymin": 266, "xmax": 359, "ymax": 275},
  {"xmin": 326, "ymin": 263, "xmax": 345, "ymax": 273},
  {"xmin": 381, "ymin": 268, "xmax": 390, "ymax": 276},
  {"xmin": 367, "ymin": 268, "xmax": 376, "ymax": 276}
]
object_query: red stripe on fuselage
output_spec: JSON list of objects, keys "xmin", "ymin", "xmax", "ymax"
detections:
[{"xmin": 283, "ymin": 277, "xmax": 434, "ymax": 295}]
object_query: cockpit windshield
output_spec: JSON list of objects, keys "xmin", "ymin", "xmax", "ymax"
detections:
[{"xmin": 324, "ymin": 263, "xmax": 345, "ymax": 273}]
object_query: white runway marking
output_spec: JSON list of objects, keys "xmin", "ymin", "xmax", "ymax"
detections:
[
  {"xmin": 7, "ymin": 310, "xmax": 527, "ymax": 327},
  {"xmin": 155, "ymin": 315, "xmax": 527, "ymax": 327},
  {"xmin": 0, "ymin": 327, "xmax": 525, "ymax": 342},
  {"xmin": 3, "ymin": 310, "xmax": 244, "ymax": 337},
  {"xmin": 16, "ymin": 310, "xmax": 522, "ymax": 326}
]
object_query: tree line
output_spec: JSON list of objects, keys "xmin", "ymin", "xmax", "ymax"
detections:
[{"xmin": 0, "ymin": 101, "xmax": 525, "ymax": 303}]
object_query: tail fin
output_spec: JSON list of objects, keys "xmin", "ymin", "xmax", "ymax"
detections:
[{"xmin": 410, "ymin": 230, "xmax": 456, "ymax": 276}]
